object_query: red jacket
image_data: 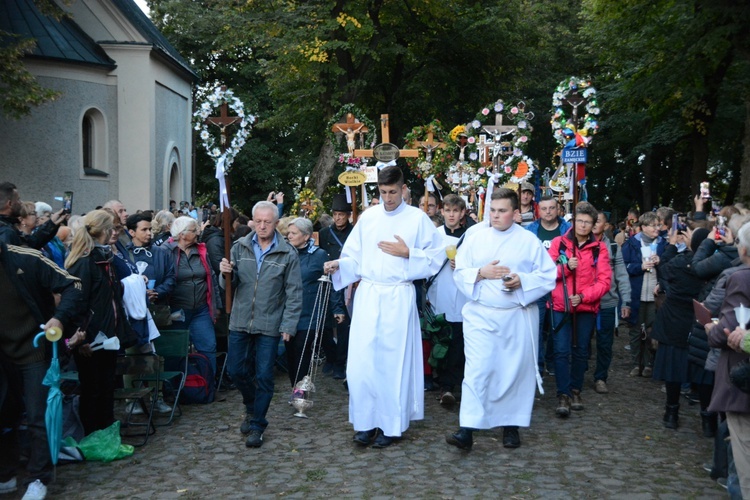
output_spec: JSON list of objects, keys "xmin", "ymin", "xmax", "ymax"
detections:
[{"xmin": 548, "ymin": 229, "xmax": 612, "ymax": 314}]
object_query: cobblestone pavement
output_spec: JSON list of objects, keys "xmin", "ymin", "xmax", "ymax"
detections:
[{"xmin": 20, "ymin": 329, "xmax": 727, "ymax": 499}]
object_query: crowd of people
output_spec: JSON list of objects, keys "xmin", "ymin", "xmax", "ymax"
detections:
[{"xmin": 1, "ymin": 175, "xmax": 750, "ymax": 499}]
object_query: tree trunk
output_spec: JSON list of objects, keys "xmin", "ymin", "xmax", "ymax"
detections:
[
  {"xmin": 690, "ymin": 130, "xmax": 710, "ymax": 200},
  {"xmin": 306, "ymin": 137, "xmax": 337, "ymax": 197},
  {"xmin": 740, "ymin": 99, "xmax": 750, "ymax": 204}
]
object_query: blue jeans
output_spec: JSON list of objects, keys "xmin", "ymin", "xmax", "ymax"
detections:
[
  {"xmin": 227, "ymin": 331, "xmax": 277, "ymax": 432},
  {"xmin": 172, "ymin": 304, "xmax": 217, "ymax": 376},
  {"xmin": 0, "ymin": 360, "xmax": 52, "ymax": 486},
  {"xmin": 594, "ymin": 307, "xmax": 616, "ymax": 382},
  {"xmin": 552, "ymin": 311, "xmax": 596, "ymax": 396}
]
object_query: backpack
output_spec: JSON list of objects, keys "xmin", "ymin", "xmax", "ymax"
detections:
[{"xmin": 179, "ymin": 353, "xmax": 215, "ymax": 404}]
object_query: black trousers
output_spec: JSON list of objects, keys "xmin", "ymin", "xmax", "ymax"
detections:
[
  {"xmin": 439, "ymin": 321, "xmax": 465, "ymax": 392},
  {"xmin": 74, "ymin": 350, "xmax": 117, "ymax": 436}
]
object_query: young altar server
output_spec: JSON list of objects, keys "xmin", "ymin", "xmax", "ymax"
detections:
[
  {"xmin": 324, "ymin": 166, "xmax": 443, "ymax": 448},
  {"xmin": 446, "ymin": 188, "xmax": 556, "ymax": 450}
]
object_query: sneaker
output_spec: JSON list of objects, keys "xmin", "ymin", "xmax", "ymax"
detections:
[
  {"xmin": 624, "ymin": 344, "xmax": 631, "ymax": 351},
  {"xmin": 240, "ymin": 414, "xmax": 253, "ymax": 435},
  {"xmin": 594, "ymin": 380, "xmax": 609, "ymax": 394},
  {"xmin": 440, "ymin": 391, "xmax": 456, "ymax": 408},
  {"xmin": 0, "ymin": 477, "xmax": 17, "ymax": 494},
  {"xmin": 629, "ymin": 367, "xmax": 641, "ymax": 377},
  {"xmin": 125, "ymin": 401, "xmax": 144, "ymax": 415},
  {"xmin": 717, "ymin": 477, "xmax": 728, "ymax": 490},
  {"xmin": 21, "ymin": 480, "xmax": 46, "ymax": 500},
  {"xmin": 154, "ymin": 398, "xmax": 172, "ymax": 414},
  {"xmin": 545, "ymin": 367, "xmax": 555, "ymax": 376},
  {"xmin": 556, "ymin": 395, "xmax": 571, "ymax": 418},
  {"xmin": 571, "ymin": 390, "xmax": 584, "ymax": 411},
  {"xmin": 641, "ymin": 366, "xmax": 653, "ymax": 378},
  {"xmin": 245, "ymin": 429, "xmax": 263, "ymax": 448},
  {"xmin": 703, "ymin": 462, "xmax": 714, "ymax": 473}
]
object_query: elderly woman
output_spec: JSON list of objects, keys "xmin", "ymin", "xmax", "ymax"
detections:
[
  {"xmin": 164, "ymin": 216, "xmax": 219, "ymax": 376},
  {"xmin": 284, "ymin": 218, "xmax": 345, "ymax": 387},
  {"xmin": 34, "ymin": 201, "xmax": 68, "ymax": 268},
  {"xmin": 707, "ymin": 222, "xmax": 750, "ymax": 499},
  {"xmin": 151, "ymin": 210, "xmax": 175, "ymax": 247}
]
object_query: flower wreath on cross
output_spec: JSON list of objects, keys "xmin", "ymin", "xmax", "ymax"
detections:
[
  {"xmin": 326, "ymin": 104, "xmax": 378, "ymax": 170},
  {"xmin": 550, "ymin": 76, "xmax": 600, "ymax": 146},
  {"xmin": 404, "ymin": 119, "xmax": 452, "ymax": 181},
  {"xmin": 467, "ymin": 99, "xmax": 535, "ymax": 187},
  {"xmin": 193, "ymin": 85, "xmax": 254, "ymax": 170},
  {"xmin": 445, "ymin": 124, "xmax": 485, "ymax": 190},
  {"xmin": 291, "ymin": 188, "xmax": 324, "ymax": 223}
]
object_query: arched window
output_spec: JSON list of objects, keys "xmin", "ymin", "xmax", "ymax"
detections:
[{"xmin": 81, "ymin": 108, "xmax": 108, "ymax": 177}]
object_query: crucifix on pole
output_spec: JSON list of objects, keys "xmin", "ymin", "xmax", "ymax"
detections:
[
  {"xmin": 206, "ymin": 86, "xmax": 240, "ymax": 314},
  {"xmin": 479, "ymin": 114, "xmax": 517, "ymax": 171},
  {"xmin": 408, "ymin": 128, "xmax": 446, "ymax": 213},
  {"xmin": 561, "ymin": 92, "xmax": 589, "ymax": 208}
]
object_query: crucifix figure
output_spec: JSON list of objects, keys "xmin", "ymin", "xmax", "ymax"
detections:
[
  {"xmin": 331, "ymin": 113, "xmax": 369, "ymax": 156},
  {"xmin": 480, "ymin": 114, "xmax": 517, "ymax": 170},
  {"xmin": 411, "ymin": 129, "xmax": 445, "ymax": 164},
  {"xmin": 206, "ymin": 87, "xmax": 240, "ymax": 314}
]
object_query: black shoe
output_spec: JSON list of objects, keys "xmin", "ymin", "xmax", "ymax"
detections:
[
  {"xmin": 701, "ymin": 411, "xmax": 718, "ymax": 438},
  {"xmin": 439, "ymin": 391, "xmax": 456, "ymax": 408},
  {"xmin": 446, "ymin": 428, "xmax": 473, "ymax": 450},
  {"xmin": 371, "ymin": 433, "xmax": 398, "ymax": 449},
  {"xmin": 245, "ymin": 429, "xmax": 263, "ymax": 448},
  {"xmin": 424, "ymin": 376, "xmax": 436, "ymax": 392},
  {"xmin": 240, "ymin": 414, "xmax": 253, "ymax": 435},
  {"xmin": 352, "ymin": 429, "xmax": 378, "ymax": 446},
  {"xmin": 322, "ymin": 363, "xmax": 334, "ymax": 375},
  {"xmin": 663, "ymin": 404, "xmax": 679, "ymax": 429},
  {"xmin": 503, "ymin": 426, "xmax": 521, "ymax": 448}
]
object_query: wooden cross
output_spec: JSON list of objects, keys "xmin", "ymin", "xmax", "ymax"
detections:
[
  {"xmin": 207, "ymin": 95, "xmax": 241, "ymax": 147},
  {"xmin": 410, "ymin": 128, "xmax": 445, "ymax": 163},
  {"xmin": 206, "ymin": 86, "xmax": 239, "ymax": 314},
  {"xmin": 353, "ymin": 114, "xmax": 420, "ymax": 159},
  {"xmin": 331, "ymin": 113, "xmax": 369, "ymax": 155},
  {"xmin": 478, "ymin": 114, "xmax": 517, "ymax": 168}
]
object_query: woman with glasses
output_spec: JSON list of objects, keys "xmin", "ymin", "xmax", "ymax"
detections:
[
  {"xmin": 548, "ymin": 202, "xmax": 612, "ymax": 417},
  {"xmin": 164, "ymin": 216, "xmax": 220, "ymax": 376}
]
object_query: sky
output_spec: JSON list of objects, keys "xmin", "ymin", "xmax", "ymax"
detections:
[{"xmin": 135, "ymin": 0, "xmax": 150, "ymax": 16}]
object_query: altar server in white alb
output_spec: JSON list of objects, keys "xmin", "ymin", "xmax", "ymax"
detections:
[
  {"xmin": 324, "ymin": 166, "xmax": 443, "ymax": 448},
  {"xmin": 446, "ymin": 188, "xmax": 556, "ymax": 451}
]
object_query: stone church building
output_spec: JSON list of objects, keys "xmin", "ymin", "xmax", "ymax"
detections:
[{"xmin": 0, "ymin": 0, "xmax": 197, "ymax": 213}]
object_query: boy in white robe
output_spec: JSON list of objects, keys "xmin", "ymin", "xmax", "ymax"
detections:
[
  {"xmin": 446, "ymin": 188, "xmax": 556, "ymax": 450},
  {"xmin": 324, "ymin": 166, "xmax": 443, "ymax": 448}
]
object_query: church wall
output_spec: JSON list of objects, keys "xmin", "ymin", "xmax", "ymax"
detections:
[
  {"xmin": 154, "ymin": 81, "xmax": 190, "ymax": 210},
  {"xmin": 0, "ymin": 72, "xmax": 119, "ymax": 214}
]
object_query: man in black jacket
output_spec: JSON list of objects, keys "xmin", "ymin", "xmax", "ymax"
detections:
[
  {"xmin": 0, "ymin": 182, "xmax": 66, "ymax": 248},
  {"xmin": 0, "ymin": 242, "xmax": 82, "ymax": 498},
  {"xmin": 317, "ymin": 194, "xmax": 352, "ymax": 379}
]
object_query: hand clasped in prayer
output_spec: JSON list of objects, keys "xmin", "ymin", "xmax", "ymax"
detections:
[{"xmin": 378, "ymin": 235, "xmax": 410, "ymax": 258}]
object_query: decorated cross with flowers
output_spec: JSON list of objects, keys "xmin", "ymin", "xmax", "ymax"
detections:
[{"xmin": 194, "ymin": 84, "xmax": 254, "ymax": 314}]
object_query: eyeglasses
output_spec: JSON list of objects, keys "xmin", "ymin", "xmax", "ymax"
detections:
[
  {"xmin": 575, "ymin": 219, "xmax": 594, "ymax": 226},
  {"xmin": 645, "ymin": 224, "xmax": 660, "ymax": 228},
  {"xmin": 183, "ymin": 228, "xmax": 198, "ymax": 233}
]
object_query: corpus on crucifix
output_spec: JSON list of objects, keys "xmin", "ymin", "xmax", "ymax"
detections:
[
  {"xmin": 479, "ymin": 114, "xmax": 517, "ymax": 170},
  {"xmin": 331, "ymin": 113, "xmax": 369, "ymax": 156}
]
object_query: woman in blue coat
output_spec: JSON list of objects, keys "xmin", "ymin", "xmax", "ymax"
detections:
[{"xmin": 284, "ymin": 218, "xmax": 345, "ymax": 387}]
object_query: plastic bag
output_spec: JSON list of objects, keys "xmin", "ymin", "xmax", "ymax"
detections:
[{"xmin": 72, "ymin": 421, "xmax": 134, "ymax": 462}]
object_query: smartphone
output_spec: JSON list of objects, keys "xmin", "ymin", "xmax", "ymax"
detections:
[
  {"xmin": 700, "ymin": 181, "xmax": 711, "ymax": 200},
  {"xmin": 671, "ymin": 213, "xmax": 686, "ymax": 233},
  {"xmin": 715, "ymin": 215, "xmax": 726, "ymax": 239},
  {"xmin": 62, "ymin": 191, "xmax": 73, "ymax": 214}
]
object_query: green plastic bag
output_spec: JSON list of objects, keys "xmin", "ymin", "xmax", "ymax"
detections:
[{"xmin": 69, "ymin": 421, "xmax": 134, "ymax": 462}]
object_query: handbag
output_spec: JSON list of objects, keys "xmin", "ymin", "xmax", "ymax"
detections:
[
  {"xmin": 149, "ymin": 304, "xmax": 173, "ymax": 329},
  {"xmin": 730, "ymin": 358, "xmax": 750, "ymax": 394}
]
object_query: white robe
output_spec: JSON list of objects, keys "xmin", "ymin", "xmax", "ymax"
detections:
[
  {"xmin": 425, "ymin": 227, "xmax": 466, "ymax": 322},
  {"xmin": 454, "ymin": 223, "xmax": 556, "ymax": 429},
  {"xmin": 333, "ymin": 201, "xmax": 444, "ymax": 436}
]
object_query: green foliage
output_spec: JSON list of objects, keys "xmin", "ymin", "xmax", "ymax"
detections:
[{"xmin": 0, "ymin": 31, "xmax": 61, "ymax": 119}]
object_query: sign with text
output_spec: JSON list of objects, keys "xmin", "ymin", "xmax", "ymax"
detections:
[
  {"xmin": 373, "ymin": 143, "xmax": 400, "ymax": 162},
  {"xmin": 562, "ymin": 147, "xmax": 588, "ymax": 164},
  {"xmin": 338, "ymin": 170, "xmax": 367, "ymax": 186}
]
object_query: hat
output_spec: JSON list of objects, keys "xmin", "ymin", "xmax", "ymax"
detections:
[
  {"xmin": 521, "ymin": 182, "xmax": 535, "ymax": 193},
  {"xmin": 331, "ymin": 194, "xmax": 352, "ymax": 212},
  {"xmin": 690, "ymin": 227, "xmax": 710, "ymax": 252}
]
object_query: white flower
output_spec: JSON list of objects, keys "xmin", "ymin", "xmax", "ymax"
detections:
[
  {"xmin": 494, "ymin": 102, "xmax": 504, "ymax": 112},
  {"xmin": 518, "ymin": 121, "xmax": 527, "ymax": 129},
  {"xmin": 201, "ymin": 102, "xmax": 211, "ymax": 111},
  {"xmin": 200, "ymin": 130, "xmax": 210, "ymax": 140},
  {"xmin": 212, "ymin": 148, "xmax": 221, "ymax": 157},
  {"xmin": 472, "ymin": 120, "xmax": 481, "ymax": 129}
]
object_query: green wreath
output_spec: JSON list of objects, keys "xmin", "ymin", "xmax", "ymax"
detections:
[
  {"xmin": 326, "ymin": 104, "xmax": 378, "ymax": 157},
  {"xmin": 404, "ymin": 119, "xmax": 453, "ymax": 180}
]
